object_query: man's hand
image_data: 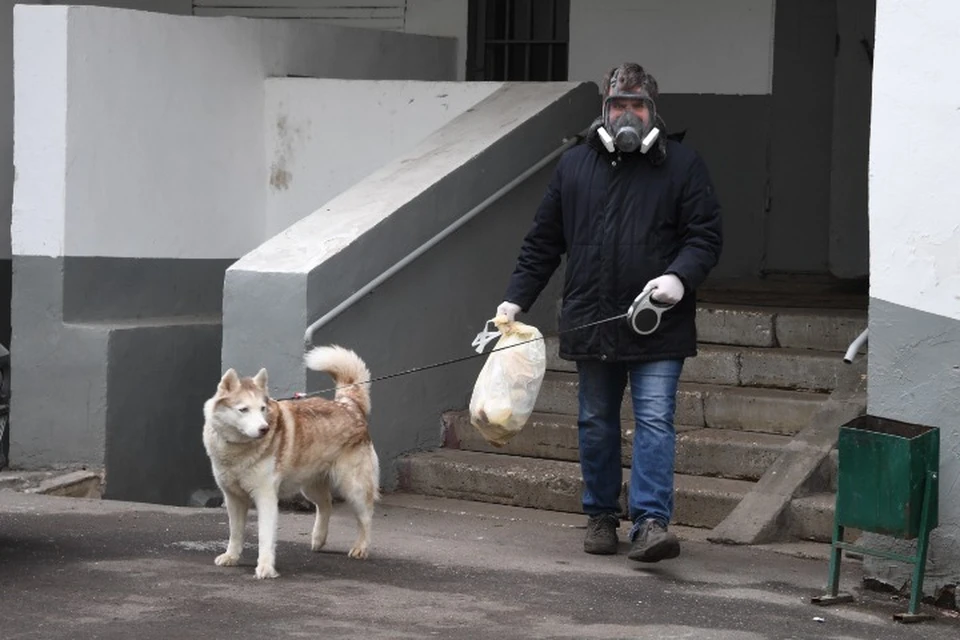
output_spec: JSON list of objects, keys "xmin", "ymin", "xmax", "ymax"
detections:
[
  {"xmin": 641, "ymin": 274, "xmax": 684, "ymax": 305},
  {"xmin": 496, "ymin": 301, "xmax": 521, "ymax": 323}
]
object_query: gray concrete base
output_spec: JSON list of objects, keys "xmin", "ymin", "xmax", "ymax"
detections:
[
  {"xmin": 547, "ymin": 338, "xmax": 862, "ymax": 392},
  {"xmin": 25, "ymin": 469, "xmax": 103, "ymax": 498},
  {"xmin": 103, "ymin": 319, "xmax": 222, "ymax": 506},
  {"xmin": 695, "ymin": 304, "xmax": 867, "ymax": 352},
  {"xmin": 707, "ymin": 365, "xmax": 867, "ymax": 545},
  {"xmin": 535, "ymin": 371, "xmax": 830, "ymax": 436},
  {"xmin": 0, "ymin": 258, "xmax": 10, "ymax": 347},
  {"xmin": 396, "ymin": 448, "xmax": 753, "ymax": 529},
  {"xmin": 444, "ymin": 409, "xmax": 788, "ymax": 482},
  {"xmin": 11, "ymin": 256, "xmax": 225, "ymax": 506}
]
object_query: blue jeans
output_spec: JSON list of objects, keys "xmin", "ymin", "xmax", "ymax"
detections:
[{"xmin": 576, "ymin": 358, "xmax": 684, "ymax": 527}]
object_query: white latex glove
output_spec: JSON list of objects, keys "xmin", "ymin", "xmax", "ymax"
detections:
[
  {"xmin": 641, "ymin": 274, "xmax": 685, "ymax": 305},
  {"xmin": 496, "ymin": 301, "xmax": 521, "ymax": 323}
]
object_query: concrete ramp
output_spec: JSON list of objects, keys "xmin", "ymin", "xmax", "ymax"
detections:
[{"xmin": 223, "ymin": 82, "xmax": 599, "ymax": 487}]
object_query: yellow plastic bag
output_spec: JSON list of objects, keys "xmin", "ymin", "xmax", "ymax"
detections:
[{"xmin": 469, "ymin": 317, "xmax": 546, "ymax": 447}]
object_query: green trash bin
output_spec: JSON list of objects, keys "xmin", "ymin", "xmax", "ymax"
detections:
[{"xmin": 812, "ymin": 415, "xmax": 940, "ymax": 622}]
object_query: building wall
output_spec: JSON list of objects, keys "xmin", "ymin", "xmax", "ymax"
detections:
[
  {"xmin": 0, "ymin": 1, "xmax": 193, "ymax": 349},
  {"xmin": 264, "ymin": 79, "xmax": 500, "ymax": 236},
  {"xmin": 865, "ymin": 0, "xmax": 960, "ymax": 597},
  {"xmin": 569, "ymin": 0, "xmax": 776, "ymax": 280},
  {"xmin": 207, "ymin": 0, "xmax": 798, "ymax": 280},
  {"xmin": 568, "ymin": 0, "xmax": 774, "ymax": 95},
  {"xmin": 0, "ymin": 0, "xmax": 460, "ymax": 349},
  {"xmin": 194, "ymin": 0, "xmax": 470, "ymax": 80},
  {"xmin": 11, "ymin": 5, "xmax": 456, "ymax": 506},
  {"xmin": 404, "ymin": 0, "xmax": 469, "ymax": 83},
  {"xmin": 0, "ymin": 0, "xmax": 873, "ymax": 349}
]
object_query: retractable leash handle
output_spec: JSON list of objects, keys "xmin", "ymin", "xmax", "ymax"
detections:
[{"xmin": 626, "ymin": 289, "xmax": 676, "ymax": 335}]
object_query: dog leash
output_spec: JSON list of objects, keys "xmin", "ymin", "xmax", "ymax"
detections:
[
  {"xmin": 279, "ymin": 313, "xmax": 623, "ymax": 401},
  {"xmin": 280, "ymin": 290, "xmax": 676, "ymax": 401}
]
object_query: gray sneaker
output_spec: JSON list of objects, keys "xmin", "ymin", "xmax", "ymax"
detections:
[
  {"xmin": 583, "ymin": 513, "xmax": 619, "ymax": 555},
  {"xmin": 627, "ymin": 518, "xmax": 680, "ymax": 562}
]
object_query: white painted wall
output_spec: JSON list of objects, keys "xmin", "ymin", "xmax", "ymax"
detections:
[
  {"xmin": 12, "ymin": 5, "xmax": 455, "ymax": 260},
  {"xmin": 869, "ymin": 0, "xmax": 960, "ymax": 322},
  {"xmin": 569, "ymin": 0, "xmax": 776, "ymax": 95},
  {"xmin": 1, "ymin": 1, "xmax": 193, "ymax": 261},
  {"xmin": 867, "ymin": 0, "xmax": 960, "ymax": 597},
  {"xmin": 235, "ymin": 82, "xmax": 586, "ymax": 275},
  {"xmin": 10, "ymin": 5, "xmax": 67, "ymax": 259},
  {"xmin": 265, "ymin": 79, "xmax": 501, "ymax": 236}
]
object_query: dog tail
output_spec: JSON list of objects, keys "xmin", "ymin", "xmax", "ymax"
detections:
[{"xmin": 304, "ymin": 345, "xmax": 371, "ymax": 416}]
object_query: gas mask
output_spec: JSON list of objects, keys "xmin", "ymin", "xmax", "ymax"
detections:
[{"xmin": 597, "ymin": 91, "xmax": 660, "ymax": 155}]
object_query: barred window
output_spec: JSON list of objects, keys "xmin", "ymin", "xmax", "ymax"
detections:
[{"xmin": 467, "ymin": 0, "xmax": 570, "ymax": 81}]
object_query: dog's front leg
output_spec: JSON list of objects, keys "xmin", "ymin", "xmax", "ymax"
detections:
[
  {"xmin": 215, "ymin": 490, "xmax": 250, "ymax": 567},
  {"xmin": 252, "ymin": 488, "xmax": 280, "ymax": 579}
]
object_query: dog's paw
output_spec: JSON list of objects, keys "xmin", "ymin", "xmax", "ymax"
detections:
[
  {"xmin": 255, "ymin": 563, "xmax": 280, "ymax": 579},
  {"xmin": 311, "ymin": 535, "xmax": 328, "ymax": 553},
  {"xmin": 347, "ymin": 546, "xmax": 369, "ymax": 560},
  {"xmin": 215, "ymin": 552, "xmax": 241, "ymax": 567}
]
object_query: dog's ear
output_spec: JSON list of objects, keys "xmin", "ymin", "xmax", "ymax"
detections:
[
  {"xmin": 219, "ymin": 368, "xmax": 240, "ymax": 393},
  {"xmin": 253, "ymin": 368, "xmax": 268, "ymax": 391}
]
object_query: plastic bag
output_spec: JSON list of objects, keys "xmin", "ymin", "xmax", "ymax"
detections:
[{"xmin": 469, "ymin": 317, "xmax": 546, "ymax": 447}]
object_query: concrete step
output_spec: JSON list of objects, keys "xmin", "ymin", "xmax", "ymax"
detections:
[
  {"xmin": 696, "ymin": 384, "xmax": 833, "ymax": 436},
  {"xmin": 696, "ymin": 304, "xmax": 867, "ymax": 352},
  {"xmin": 785, "ymin": 493, "xmax": 839, "ymax": 543},
  {"xmin": 535, "ymin": 372, "xmax": 828, "ymax": 436},
  {"xmin": 546, "ymin": 340, "xmax": 857, "ymax": 393},
  {"xmin": 544, "ymin": 305, "xmax": 866, "ymax": 359},
  {"xmin": 396, "ymin": 449, "xmax": 754, "ymax": 529},
  {"xmin": 444, "ymin": 411, "xmax": 789, "ymax": 481}
]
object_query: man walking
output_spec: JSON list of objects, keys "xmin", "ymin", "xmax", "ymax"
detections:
[{"xmin": 496, "ymin": 63, "xmax": 722, "ymax": 562}]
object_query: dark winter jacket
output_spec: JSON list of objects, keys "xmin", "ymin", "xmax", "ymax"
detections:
[{"xmin": 503, "ymin": 125, "xmax": 722, "ymax": 363}]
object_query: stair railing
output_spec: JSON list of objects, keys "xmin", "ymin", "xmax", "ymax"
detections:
[{"xmin": 303, "ymin": 129, "xmax": 586, "ymax": 347}]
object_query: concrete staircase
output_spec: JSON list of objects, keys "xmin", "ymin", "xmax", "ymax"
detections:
[{"xmin": 397, "ymin": 299, "xmax": 867, "ymax": 542}]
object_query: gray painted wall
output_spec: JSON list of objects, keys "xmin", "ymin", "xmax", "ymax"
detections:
[
  {"xmin": 828, "ymin": 0, "xmax": 874, "ymax": 279},
  {"xmin": 11, "ymin": 256, "xmax": 110, "ymax": 467},
  {"xmin": 766, "ymin": 0, "xmax": 837, "ymax": 275},
  {"xmin": 657, "ymin": 94, "xmax": 771, "ymax": 280},
  {"xmin": 652, "ymin": 0, "xmax": 873, "ymax": 282},
  {"xmin": 864, "ymin": 298, "xmax": 960, "ymax": 596},
  {"xmin": 104, "ymin": 320, "xmax": 221, "ymax": 505},
  {"xmin": 12, "ymin": 256, "xmax": 225, "ymax": 472},
  {"xmin": 62, "ymin": 258, "xmax": 233, "ymax": 321},
  {"xmin": 765, "ymin": 0, "xmax": 873, "ymax": 279}
]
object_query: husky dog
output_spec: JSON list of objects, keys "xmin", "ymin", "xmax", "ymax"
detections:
[{"xmin": 202, "ymin": 346, "xmax": 379, "ymax": 579}]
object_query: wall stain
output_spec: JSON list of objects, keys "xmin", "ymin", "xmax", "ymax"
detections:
[{"xmin": 269, "ymin": 112, "xmax": 312, "ymax": 192}]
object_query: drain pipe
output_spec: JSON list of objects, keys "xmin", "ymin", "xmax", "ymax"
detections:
[{"xmin": 843, "ymin": 328, "xmax": 868, "ymax": 364}]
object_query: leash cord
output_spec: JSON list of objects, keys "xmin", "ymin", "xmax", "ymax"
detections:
[{"xmin": 281, "ymin": 312, "xmax": 628, "ymax": 400}]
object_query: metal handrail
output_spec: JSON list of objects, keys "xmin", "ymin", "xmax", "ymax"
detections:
[{"xmin": 303, "ymin": 131, "xmax": 585, "ymax": 346}]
